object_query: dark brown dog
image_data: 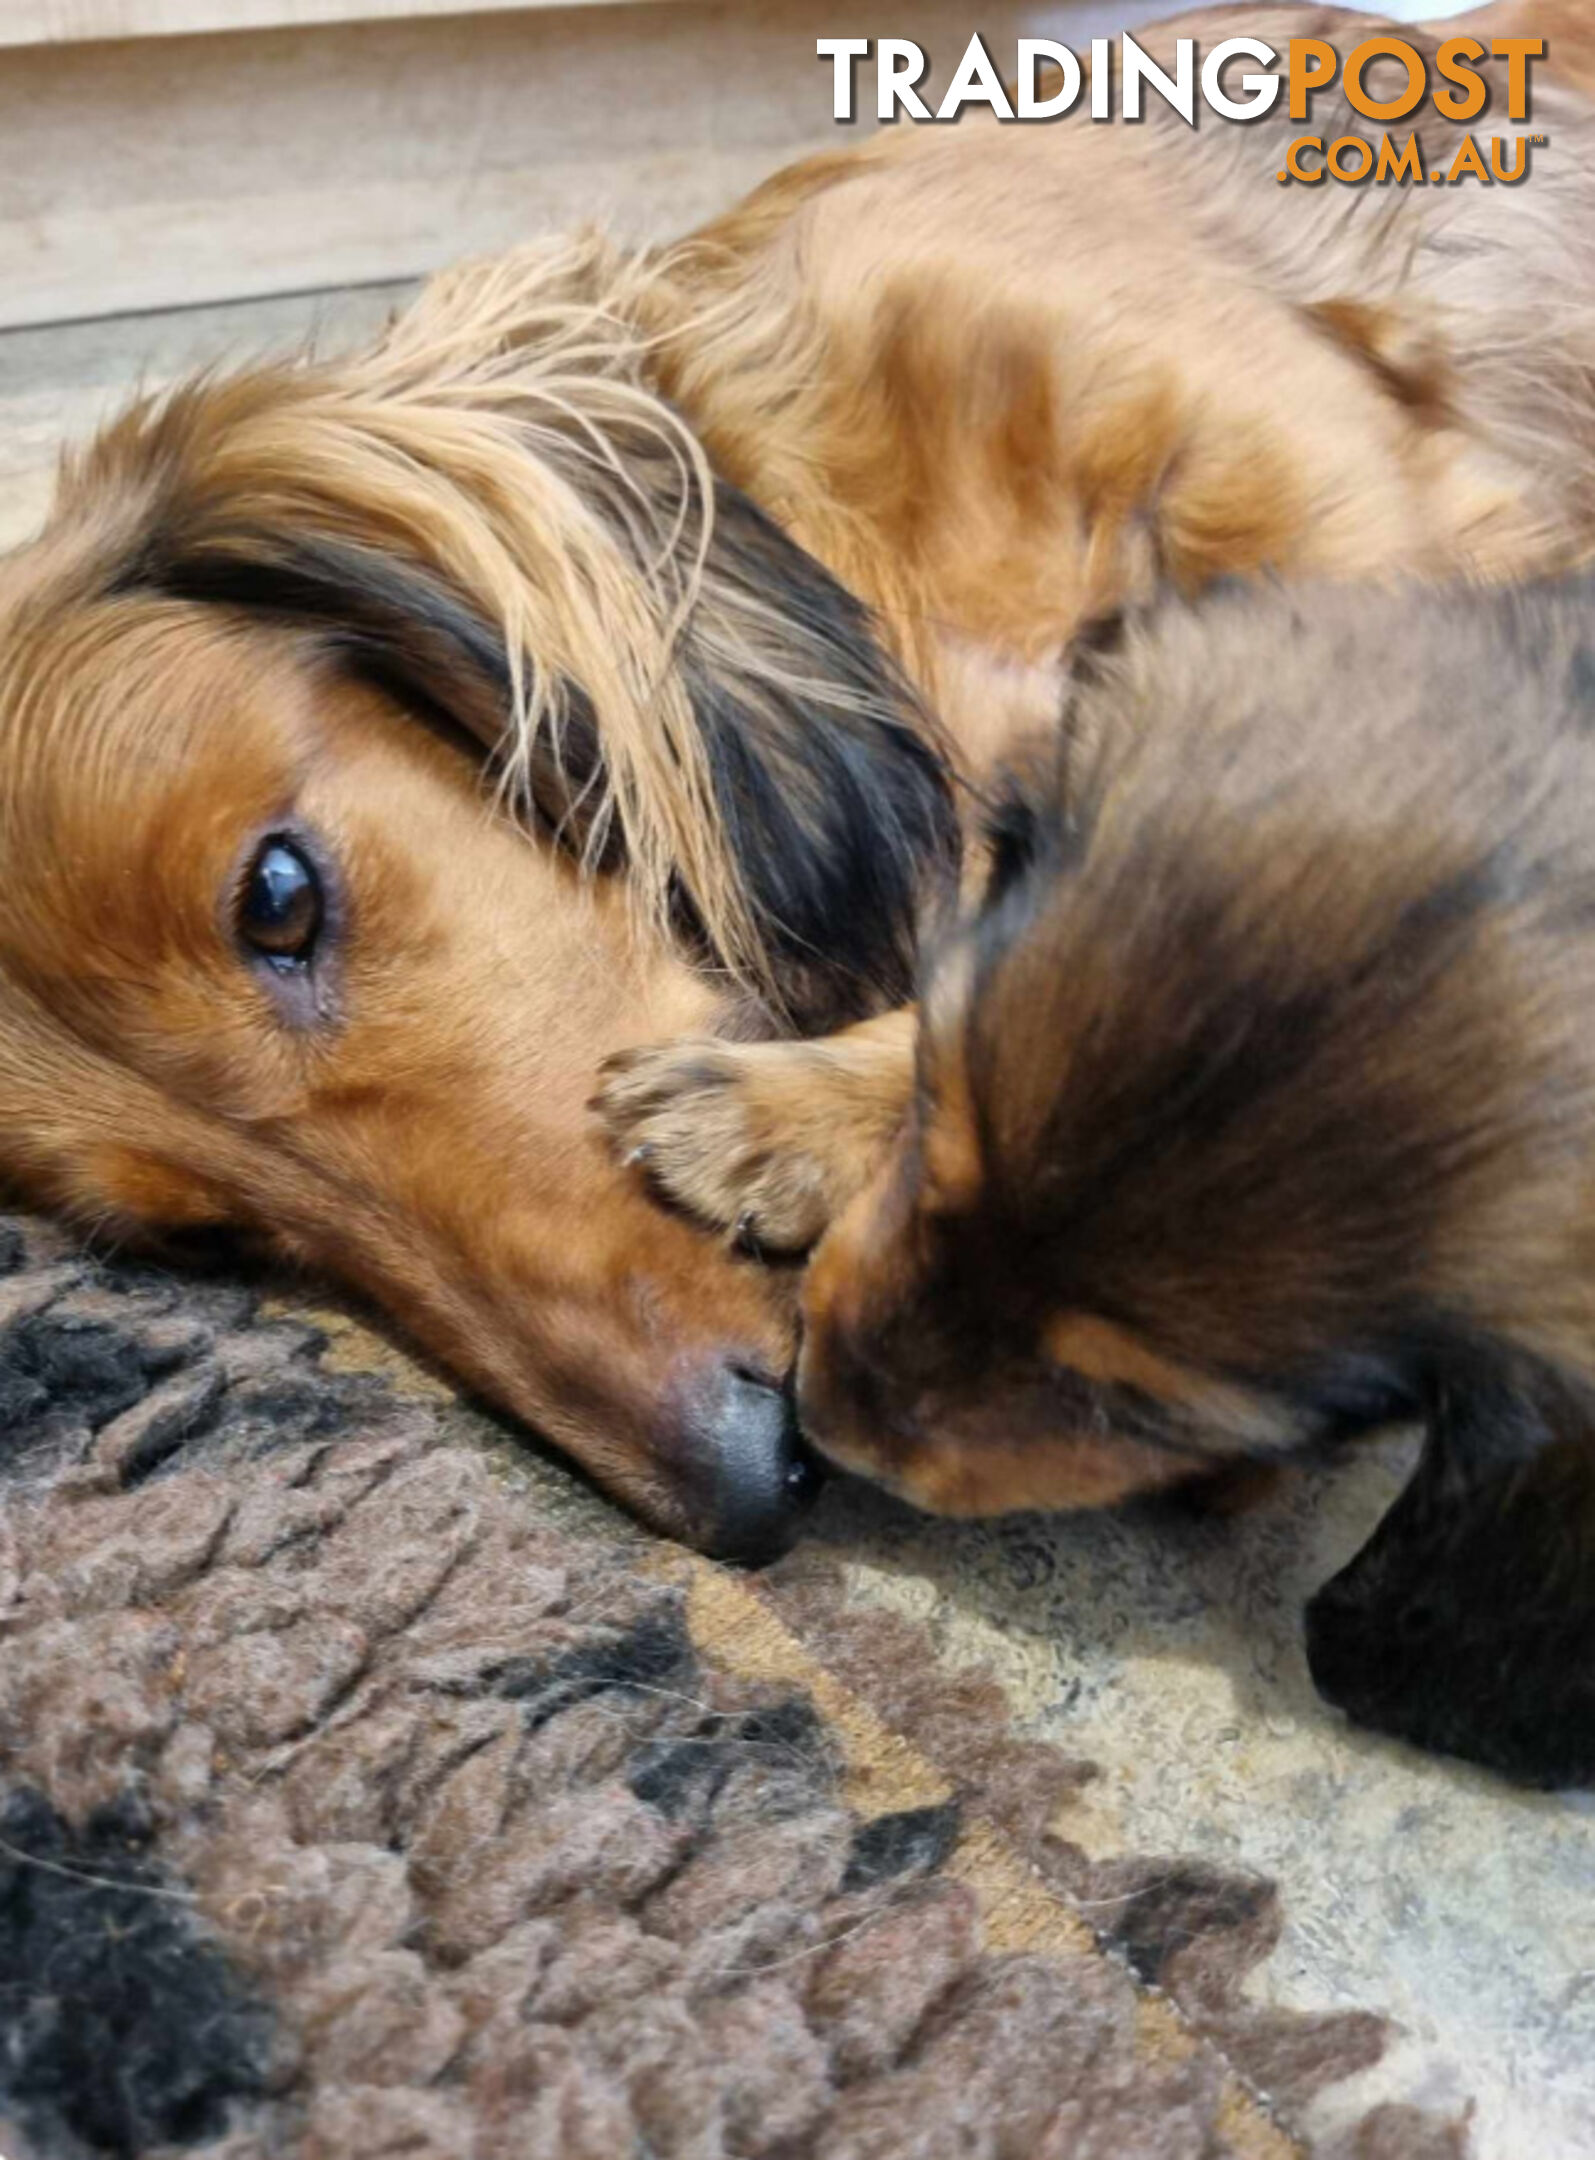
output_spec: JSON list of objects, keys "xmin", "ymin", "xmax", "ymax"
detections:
[{"xmin": 600, "ymin": 577, "xmax": 1595, "ymax": 1783}]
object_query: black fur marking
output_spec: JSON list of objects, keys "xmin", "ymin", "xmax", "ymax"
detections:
[
  {"xmin": 681, "ymin": 480, "xmax": 959, "ymax": 1026},
  {"xmin": 840, "ymin": 1800, "xmax": 962, "ymax": 1892},
  {"xmin": 0, "ymin": 1787, "xmax": 273, "ymax": 2157},
  {"xmin": 981, "ymin": 775, "xmax": 1051, "ymax": 909},
  {"xmin": 1306, "ymin": 1352, "xmax": 1595, "ymax": 1786},
  {"xmin": 132, "ymin": 531, "xmax": 511, "ymax": 707},
  {"xmin": 132, "ymin": 532, "xmax": 614, "ymax": 858},
  {"xmin": 128, "ymin": 502, "xmax": 958, "ymax": 1030}
]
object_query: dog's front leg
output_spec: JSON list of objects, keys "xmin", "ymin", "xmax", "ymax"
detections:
[{"xmin": 593, "ymin": 1008, "xmax": 917, "ymax": 1254}]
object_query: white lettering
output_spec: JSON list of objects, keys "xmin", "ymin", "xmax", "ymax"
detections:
[
  {"xmin": 1016, "ymin": 39, "xmax": 1083, "ymax": 119},
  {"xmin": 816, "ymin": 38, "xmax": 870, "ymax": 122},
  {"xmin": 936, "ymin": 31, "xmax": 1016, "ymax": 120},
  {"xmin": 1122, "ymin": 34, "xmax": 1196, "ymax": 123},
  {"xmin": 1201, "ymin": 37, "xmax": 1282, "ymax": 120},
  {"xmin": 878, "ymin": 39, "xmax": 931, "ymax": 121}
]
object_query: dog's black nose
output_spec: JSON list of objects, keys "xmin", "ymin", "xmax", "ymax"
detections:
[{"xmin": 695, "ymin": 1363, "xmax": 825, "ymax": 1565}]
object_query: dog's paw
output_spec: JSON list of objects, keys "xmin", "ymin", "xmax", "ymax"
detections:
[{"xmin": 593, "ymin": 1040, "xmax": 837, "ymax": 1254}]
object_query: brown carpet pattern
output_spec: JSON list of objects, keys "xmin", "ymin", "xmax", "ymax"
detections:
[{"xmin": 0, "ymin": 1212, "xmax": 1471, "ymax": 2160}]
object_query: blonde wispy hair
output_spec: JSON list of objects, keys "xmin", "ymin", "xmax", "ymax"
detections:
[{"xmin": 45, "ymin": 232, "xmax": 954, "ymax": 1021}]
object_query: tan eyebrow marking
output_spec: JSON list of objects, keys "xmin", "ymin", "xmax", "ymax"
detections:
[{"xmin": 1041, "ymin": 1311, "xmax": 1298, "ymax": 1457}]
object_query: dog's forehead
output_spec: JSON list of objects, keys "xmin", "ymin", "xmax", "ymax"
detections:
[{"xmin": 0, "ymin": 592, "xmax": 315, "ymax": 912}]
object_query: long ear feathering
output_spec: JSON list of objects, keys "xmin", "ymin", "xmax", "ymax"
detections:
[{"xmin": 51, "ymin": 233, "xmax": 957, "ymax": 1023}]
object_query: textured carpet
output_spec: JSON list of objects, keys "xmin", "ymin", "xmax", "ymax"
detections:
[{"xmin": 0, "ymin": 1211, "xmax": 1473, "ymax": 2160}]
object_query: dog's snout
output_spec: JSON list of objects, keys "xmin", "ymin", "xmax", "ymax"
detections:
[{"xmin": 688, "ymin": 1361, "xmax": 824, "ymax": 1566}]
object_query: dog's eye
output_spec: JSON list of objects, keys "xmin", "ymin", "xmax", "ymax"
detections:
[{"xmin": 239, "ymin": 838, "xmax": 323, "ymax": 967}]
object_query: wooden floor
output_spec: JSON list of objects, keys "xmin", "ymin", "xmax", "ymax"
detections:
[
  {"xmin": 0, "ymin": 285, "xmax": 409, "ymax": 551},
  {"xmin": 0, "ymin": 1, "xmax": 1176, "ymax": 330}
]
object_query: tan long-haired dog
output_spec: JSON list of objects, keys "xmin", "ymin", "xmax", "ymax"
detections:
[
  {"xmin": 4, "ymin": 7, "xmax": 1594, "ymax": 1556},
  {"xmin": 601, "ymin": 575, "xmax": 1595, "ymax": 1785}
]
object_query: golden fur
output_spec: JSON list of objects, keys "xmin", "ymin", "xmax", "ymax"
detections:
[{"xmin": 5, "ymin": 4, "xmax": 1595, "ymax": 1550}]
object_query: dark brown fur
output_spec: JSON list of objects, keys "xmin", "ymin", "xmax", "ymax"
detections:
[{"xmin": 602, "ymin": 577, "xmax": 1595, "ymax": 1783}]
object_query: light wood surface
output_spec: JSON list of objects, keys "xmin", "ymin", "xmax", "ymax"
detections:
[
  {"xmin": 0, "ymin": 0, "xmax": 678, "ymax": 48},
  {"xmin": 0, "ymin": 284, "xmax": 410, "ymax": 550},
  {"xmin": 0, "ymin": 1, "xmax": 1157, "ymax": 330}
]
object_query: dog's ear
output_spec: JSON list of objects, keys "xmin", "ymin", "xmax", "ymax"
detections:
[
  {"xmin": 125, "ymin": 525, "xmax": 621, "ymax": 864},
  {"xmin": 1305, "ymin": 1354, "xmax": 1595, "ymax": 1787},
  {"xmin": 675, "ymin": 478, "xmax": 958, "ymax": 1024},
  {"xmin": 118, "ymin": 451, "xmax": 955, "ymax": 1029}
]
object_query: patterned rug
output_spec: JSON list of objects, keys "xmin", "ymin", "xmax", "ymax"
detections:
[{"xmin": 0, "ymin": 1212, "xmax": 1472, "ymax": 2160}]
